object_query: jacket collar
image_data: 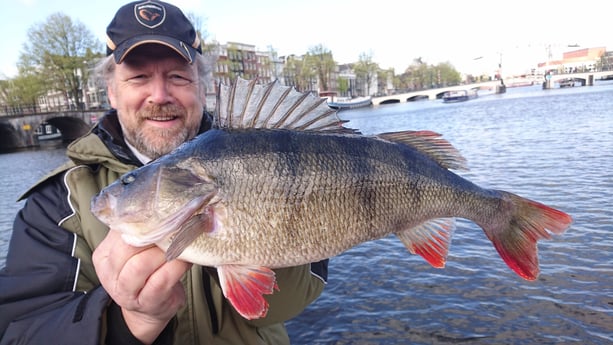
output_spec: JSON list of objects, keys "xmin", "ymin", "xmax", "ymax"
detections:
[{"xmin": 94, "ymin": 110, "xmax": 143, "ymax": 167}]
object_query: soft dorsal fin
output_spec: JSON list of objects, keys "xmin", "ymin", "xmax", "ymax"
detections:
[
  {"xmin": 214, "ymin": 77, "xmax": 357, "ymax": 133},
  {"xmin": 377, "ymin": 130, "xmax": 468, "ymax": 171}
]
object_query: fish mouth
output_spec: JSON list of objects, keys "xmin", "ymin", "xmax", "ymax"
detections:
[
  {"xmin": 91, "ymin": 191, "xmax": 117, "ymax": 225},
  {"xmin": 92, "ymin": 184, "xmax": 212, "ymax": 248}
]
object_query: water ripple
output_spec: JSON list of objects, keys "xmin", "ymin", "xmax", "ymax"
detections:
[{"xmin": 287, "ymin": 84, "xmax": 613, "ymax": 344}]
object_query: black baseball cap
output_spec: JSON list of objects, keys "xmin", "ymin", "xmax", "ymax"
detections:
[{"xmin": 106, "ymin": 0, "xmax": 202, "ymax": 64}]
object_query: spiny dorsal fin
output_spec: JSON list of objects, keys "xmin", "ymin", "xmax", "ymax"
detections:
[
  {"xmin": 214, "ymin": 77, "xmax": 357, "ymax": 133},
  {"xmin": 377, "ymin": 130, "xmax": 468, "ymax": 171}
]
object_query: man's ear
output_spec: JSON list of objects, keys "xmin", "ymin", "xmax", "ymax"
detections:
[{"xmin": 107, "ymin": 85, "xmax": 117, "ymax": 109}]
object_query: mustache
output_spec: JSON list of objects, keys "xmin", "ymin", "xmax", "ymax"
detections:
[{"xmin": 138, "ymin": 104, "xmax": 186, "ymax": 118}]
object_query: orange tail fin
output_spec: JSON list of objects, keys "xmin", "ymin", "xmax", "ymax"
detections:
[{"xmin": 483, "ymin": 192, "xmax": 572, "ymax": 280}]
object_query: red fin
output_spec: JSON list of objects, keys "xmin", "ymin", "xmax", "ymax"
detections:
[
  {"xmin": 396, "ymin": 218, "xmax": 456, "ymax": 268},
  {"xmin": 377, "ymin": 130, "xmax": 468, "ymax": 171},
  {"xmin": 218, "ymin": 265, "xmax": 278, "ymax": 320},
  {"xmin": 483, "ymin": 192, "xmax": 572, "ymax": 280}
]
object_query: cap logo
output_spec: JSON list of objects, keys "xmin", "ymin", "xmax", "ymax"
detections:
[{"xmin": 134, "ymin": 1, "xmax": 166, "ymax": 29}]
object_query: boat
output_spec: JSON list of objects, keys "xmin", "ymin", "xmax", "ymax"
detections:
[
  {"xmin": 442, "ymin": 89, "xmax": 478, "ymax": 103},
  {"xmin": 327, "ymin": 96, "xmax": 372, "ymax": 110},
  {"xmin": 558, "ymin": 78, "xmax": 575, "ymax": 88},
  {"xmin": 35, "ymin": 122, "xmax": 62, "ymax": 141}
]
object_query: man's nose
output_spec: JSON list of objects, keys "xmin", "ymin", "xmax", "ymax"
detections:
[{"xmin": 148, "ymin": 76, "xmax": 173, "ymax": 104}]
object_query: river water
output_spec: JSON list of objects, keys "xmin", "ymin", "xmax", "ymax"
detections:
[{"xmin": 1, "ymin": 82, "xmax": 612, "ymax": 344}]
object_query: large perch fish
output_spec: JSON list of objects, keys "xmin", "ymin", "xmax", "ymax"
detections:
[{"xmin": 91, "ymin": 78, "xmax": 572, "ymax": 320}]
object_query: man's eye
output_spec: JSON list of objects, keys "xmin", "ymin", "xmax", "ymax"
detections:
[{"xmin": 170, "ymin": 75, "xmax": 191, "ymax": 85}]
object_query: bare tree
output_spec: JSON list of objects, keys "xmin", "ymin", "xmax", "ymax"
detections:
[
  {"xmin": 282, "ymin": 55, "xmax": 314, "ymax": 92},
  {"xmin": 403, "ymin": 57, "xmax": 429, "ymax": 90},
  {"xmin": 305, "ymin": 44, "xmax": 335, "ymax": 92},
  {"xmin": 354, "ymin": 51, "xmax": 379, "ymax": 96},
  {"xmin": 18, "ymin": 13, "xmax": 102, "ymax": 109},
  {"xmin": 186, "ymin": 12, "xmax": 210, "ymax": 52}
]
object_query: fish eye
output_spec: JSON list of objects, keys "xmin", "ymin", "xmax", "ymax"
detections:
[{"xmin": 121, "ymin": 172, "xmax": 137, "ymax": 185}]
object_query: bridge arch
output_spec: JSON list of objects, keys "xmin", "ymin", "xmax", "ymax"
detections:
[
  {"xmin": 407, "ymin": 95, "xmax": 429, "ymax": 102},
  {"xmin": 0, "ymin": 122, "xmax": 22, "ymax": 152},
  {"xmin": 41, "ymin": 116, "xmax": 91, "ymax": 142},
  {"xmin": 0, "ymin": 110, "xmax": 105, "ymax": 152},
  {"xmin": 379, "ymin": 99, "xmax": 401, "ymax": 105}
]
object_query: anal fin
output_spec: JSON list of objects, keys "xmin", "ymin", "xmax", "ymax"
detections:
[
  {"xmin": 217, "ymin": 264, "xmax": 278, "ymax": 320},
  {"xmin": 395, "ymin": 218, "xmax": 456, "ymax": 268}
]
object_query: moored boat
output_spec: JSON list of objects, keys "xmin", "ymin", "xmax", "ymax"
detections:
[
  {"xmin": 327, "ymin": 96, "xmax": 372, "ymax": 110},
  {"xmin": 558, "ymin": 78, "xmax": 575, "ymax": 88},
  {"xmin": 442, "ymin": 89, "xmax": 478, "ymax": 103},
  {"xmin": 35, "ymin": 122, "xmax": 62, "ymax": 141}
]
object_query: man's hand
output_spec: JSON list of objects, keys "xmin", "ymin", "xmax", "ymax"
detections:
[{"xmin": 93, "ymin": 230, "xmax": 191, "ymax": 344}]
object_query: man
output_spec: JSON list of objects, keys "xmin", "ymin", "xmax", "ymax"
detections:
[{"xmin": 0, "ymin": 1, "xmax": 327, "ymax": 344}]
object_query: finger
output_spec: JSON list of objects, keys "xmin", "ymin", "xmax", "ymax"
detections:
[
  {"xmin": 93, "ymin": 230, "xmax": 130, "ymax": 285},
  {"xmin": 139, "ymin": 259, "xmax": 192, "ymax": 301},
  {"xmin": 94, "ymin": 230, "xmax": 152, "ymax": 273},
  {"xmin": 93, "ymin": 230, "xmax": 191, "ymax": 314},
  {"xmin": 136, "ymin": 260, "xmax": 192, "ymax": 314},
  {"xmin": 114, "ymin": 246, "xmax": 168, "ymax": 304},
  {"xmin": 106, "ymin": 230, "xmax": 154, "ymax": 262},
  {"xmin": 94, "ymin": 230, "xmax": 157, "ymax": 302}
]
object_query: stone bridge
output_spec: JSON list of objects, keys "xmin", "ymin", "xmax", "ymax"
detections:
[
  {"xmin": 372, "ymin": 71, "xmax": 613, "ymax": 105},
  {"xmin": 372, "ymin": 80, "xmax": 504, "ymax": 105},
  {"xmin": 543, "ymin": 70, "xmax": 613, "ymax": 88},
  {"xmin": 0, "ymin": 110, "xmax": 106, "ymax": 151}
]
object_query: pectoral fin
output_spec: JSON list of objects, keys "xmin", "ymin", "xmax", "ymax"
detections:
[
  {"xmin": 396, "ymin": 218, "xmax": 456, "ymax": 268},
  {"xmin": 217, "ymin": 264, "xmax": 278, "ymax": 320},
  {"xmin": 165, "ymin": 208, "xmax": 214, "ymax": 261}
]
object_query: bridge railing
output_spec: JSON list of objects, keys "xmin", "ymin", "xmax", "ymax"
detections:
[{"xmin": 0, "ymin": 104, "xmax": 43, "ymax": 116}]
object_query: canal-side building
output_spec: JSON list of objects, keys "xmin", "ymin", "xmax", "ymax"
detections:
[{"xmin": 537, "ymin": 47, "xmax": 610, "ymax": 75}]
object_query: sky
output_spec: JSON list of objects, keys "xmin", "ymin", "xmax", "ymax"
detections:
[{"xmin": 2, "ymin": 0, "xmax": 611, "ymax": 79}]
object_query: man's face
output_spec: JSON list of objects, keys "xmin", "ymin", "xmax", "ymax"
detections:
[{"xmin": 108, "ymin": 44, "xmax": 205, "ymax": 160}]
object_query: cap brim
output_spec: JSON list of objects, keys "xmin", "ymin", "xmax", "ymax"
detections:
[{"xmin": 113, "ymin": 35, "xmax": 199, "ymax": 64}]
